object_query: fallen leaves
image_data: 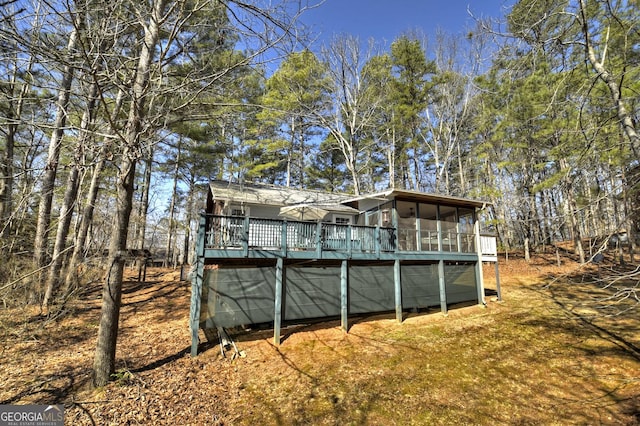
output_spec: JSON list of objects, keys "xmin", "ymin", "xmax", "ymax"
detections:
[{"xmin": 0, "ymin": 259, "xmax": 638, "ymax": 425}]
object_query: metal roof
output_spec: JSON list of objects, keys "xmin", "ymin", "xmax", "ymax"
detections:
[
  {"xmin": 209, "ymin": 181, "xmax": 490, "ymax": 210},
  {"xmin": 208, "ymin": 180, "xmax": 354, "ymax": 207},
  {"xmin": 346, "ymin": 188, "xmax": 490, "ymax": 209}
]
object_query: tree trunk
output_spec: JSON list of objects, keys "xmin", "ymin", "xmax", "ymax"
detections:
[
  {"xmin": 567, "ymin": 185, "xmax": 586, "ymax": 264},
  {"xmin": 558, "ymin": 159, "xmax": 585, "ymax": 264},
  {"xmin": 93, "ymin": 0, "xmax": 166, "ymax": 387},
  {"xmin": 64, "ymin": 89, "xmax": 125, "ymax": 291},
  {"xmin": 134, "ymin": 148, "xmax": 154, "ymax": 252},
  {"xmin": 579, "ymin": 0, "xmax": 640, "ymax": 157},
  {"xmin": 92, "ymin": 156, "xmax": 136, "ymax": 387},
  {"xmin": 182, "ymin": 173, "xmax": 196, "ymax": 265},
  {"xmin": 33, "ymin": 27, "xmax": 78, "ymax": 270},
  {"xmin": 2, "ymin": 16, "xmax": 36, "ymax": 245},
  {"xmin": 623, "ymin": 169, "xmax": 637, "ymax": 264},
  {"xmin": 42, "ymin": 165, "xmax": 81, "ymax": 312},
  {"xmin": 386, "ymin": 127, "xmax": 395, "ymax": 189},
  {"xmin": 165, "ymin": 145, "xmax": 180, "ymax": 266},
  {"xmin": 64, "ymin": 156, "xmax": 105, "ymax": 289},
  {"xmin": 43, "ymin": 82, "xmax": 99, "ymax": 312},
  {"xmin": 0, "ymin": 107, "xmax": 15, "ymax": 241}
]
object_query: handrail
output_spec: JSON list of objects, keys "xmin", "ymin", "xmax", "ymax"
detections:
[
  {"xmin": 200, "ymin": 214, "xmax": 496, "ymax": 257},
  {"xmin": 203, "ymin": 214, "xmax": 396, "ymax": 254}
]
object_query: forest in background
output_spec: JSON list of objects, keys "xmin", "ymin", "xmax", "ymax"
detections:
[{"xmin": 0, "ymin": 0, "xmax": 638, "ymax": 385}]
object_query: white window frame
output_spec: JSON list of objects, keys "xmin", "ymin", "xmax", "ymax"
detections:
[
  {"xmin": 229, "ymin": 205, "xmax": 250, "ymax": 217},
  {"xmin": 334, "ymin": 215, "xmax": 352, "ymax": 225}
]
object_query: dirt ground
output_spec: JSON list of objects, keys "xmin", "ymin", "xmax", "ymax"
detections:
[{"xmin": 0, "ymin": 252, "xmax": 638, "ymax": 425}]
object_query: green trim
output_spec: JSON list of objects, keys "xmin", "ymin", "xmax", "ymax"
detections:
[
  {"xmin": 394, "ymin": 259, "xmax": 402, "ymax": 322},
  {"xmin": 438, "ymin": 259, "xmax": 447, "ymax": 315},
  {"xmin": 274, "ymin": 258, "xmax": 284, "ymax": 345},
  {"xmin": 190, "ymin": 215, "xmax": 206, "ymax": 357},
  {"xmin": 341, "ymin": 260, "xmax": 348, "ymax": 331}
]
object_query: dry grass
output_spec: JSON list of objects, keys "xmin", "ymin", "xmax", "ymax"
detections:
[{"xmin": 0, "ymin": 255, "xmax": 638, "ymax": 425}]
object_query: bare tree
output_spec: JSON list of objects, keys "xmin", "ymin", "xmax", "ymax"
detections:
[
  {"xmin": 63, "ymin": 88, "xmax": 124, "ymax": 292},
  {"xmin": 0, "ymin": 2, "xmax": 39, "ymax": 245},
  {"xmin": 422, "ymin": 30, "xmax": 484, "ymax": 195},
  {"xmin": 317, "ymin": 35, "xmax": 384, "ymax": 195},
  {"xmin": 0, "ymin": 48, "xmax": 31, "ymax": 242},
  {"xmin": 93, "ymin": 0, "xmax": 169, "ymax": 387},
  {"xmin": 42, "ymin": 76, "xmax": 101, "ymax": 313},
  {"xmin": 33, "ymin": 24, "xmax": 79, "ymax": 271},
  {"xmin": 165, "ymin": 143, "xmax": 181, "ymax": 266},
  {"xmin": 578, "ymin": 0, "xmax": 639, "ymax": 156},
  {"xmin": 92, "ymin": 0, "xmax": 315, "ymax": 387}
]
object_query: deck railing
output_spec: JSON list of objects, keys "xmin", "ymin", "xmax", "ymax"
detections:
[
  {"xmin": 204, "ymin": 215, "xmax": 396, "ymax": 254},
  {"xmin": 202, "ymin": 215, "xmax": 497, "ymax": 258},
  {"xmin": 480, "ymin": 234, "xmax": 498, "ymax": 258}
]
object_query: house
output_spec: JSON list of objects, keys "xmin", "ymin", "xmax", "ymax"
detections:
[{"xmin": 190, "ymin": 180, "xmax": 499, "ymax": 355}]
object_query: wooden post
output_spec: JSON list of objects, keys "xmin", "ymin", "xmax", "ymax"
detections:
[
  {"xmin": 341, "ymin": 260, "xmax": 348, "ymax": 332},
  {"xmin": 281, "ymin": 220, "xmax": 287, "ymax": 257},
  {"xmin": 394, "ymin": 259, "xmax": 402, "ymax": 323},
  {"xmin": 438, "ymin": 259, "xmax": 447, "ymax": 315},
  {"xmin": 436, "ymin": 207, "xmax": 443, "ymax": 252},
  {"xmin": 393, "ymin": 203, "xmax": 399, "ymax": 252},
  {"xmin": 316, "ymin": 222, "xmax": 323, "ymax": 258},
  {"xmin": 474, "ymin": 218, "xmax": 486, "ymax": 306},
  {"xmin": 495, "ymin": 261, "xmax": 502, "ymax": 302},
  {"xmin": 190, "ymin": 215, "xmax": 206, "ymax": 357},
  {"xmin": 274, "ymin": 258, "xmax": 284, "ymax": 345},
  {"xmin": 242, "ymin": 216, "xmax": 250, "ymax": 257},
  {"xmin": 416, "ymin": 215, "xmax": 422, "ymax": 251}
]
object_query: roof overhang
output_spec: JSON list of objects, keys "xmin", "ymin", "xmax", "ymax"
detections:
[
  {"xmin": 347, "ymin": 189, "xmax": 490, "ymax": 209},
  {"xmin": 207, "ymin": 180, "xmax": 491, "ymax": 212},
  {"xmin": 207, "ymin": 180, "xmax": 355, "ymax": 208}
]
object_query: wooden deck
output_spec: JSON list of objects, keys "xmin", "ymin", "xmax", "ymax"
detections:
[
  {"xmin": 190, "ymin": 214, "xmax": 500, "ymax": 355},
  {"xmin": 199, "ymin": 214, "xmax": 496, "ymax": 262}
]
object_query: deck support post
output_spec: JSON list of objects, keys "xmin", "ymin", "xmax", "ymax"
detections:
[
  {"xmin": 394, "ymin": 259, "xmax": 402, "ymax": 323},
  {"xmin": 438, "ymin": 259, "xmax": 447, "ymax": 315},
  {"xmin": 274, "ymin": 257, "xmax": 284, "ymax": 345},
  {"xmin": 190, "ymin": 215, "xmax": 207, "ymax": 357},
  {"xmin": 474, "ymin": 218, "xmax": 486, "ymax": 306},
  {"xmin": 495, "ymin": 261, "xmax": 502, "ymax": 301},
  {"xmin": 341, "ymin": 260, "xmax": 348, "ymax": 332}
]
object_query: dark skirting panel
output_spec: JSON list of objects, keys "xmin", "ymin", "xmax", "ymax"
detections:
[
  {"xmin": 202, "ymin": 265, "xmax": 276, "ymax": 327},
  {"xmin": 284, "ymin": 265, "xmax": 341, "ymax": 320},
  {"xmin": 444, "ymin": 262, "xmax": 478, "ymax": 304},
  {"xmin": 201, "ymin": 260, "xmax": 479, "ymax": 330},
  {"xmin": 349, "ymin": 263, "xmax": 395, "ymax": 314},
  {"xmin": 401, "ymin": 262, "xmax": 440, "ymax": 309}
]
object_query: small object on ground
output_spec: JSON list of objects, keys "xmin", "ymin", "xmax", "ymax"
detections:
[{"xmin": 217, "ymin": 326, "xmax": 240, "ymax": 358}]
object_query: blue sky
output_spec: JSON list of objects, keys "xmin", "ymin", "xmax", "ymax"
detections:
[{"xmin": 299, "ymin": 0, "xmax": 513, "ymax": 47}]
